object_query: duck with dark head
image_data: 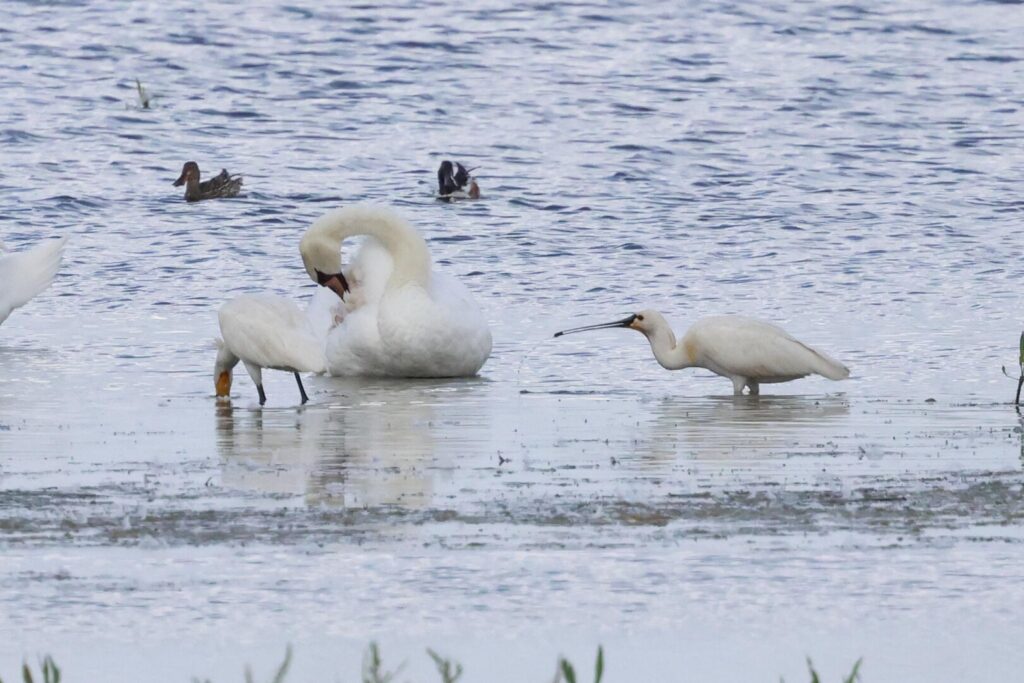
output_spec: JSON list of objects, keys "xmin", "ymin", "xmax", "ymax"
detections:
[
  {"xmin": 173, "ymin": 161, "xmax": 243, "ymax": 202},
  {"xmin": 436, "ymin": 160, "xmax": 480, "ymax": 202}
]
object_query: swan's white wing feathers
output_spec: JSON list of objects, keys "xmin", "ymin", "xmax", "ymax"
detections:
[{"xmin": 0, "ymin": 236, "xmax": 67, "ymax": 324}]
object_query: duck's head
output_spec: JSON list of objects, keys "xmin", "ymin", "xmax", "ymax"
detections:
[
  {"xmin": 299, "ymin": 230, "xmax": 350, "ymax": 301},
  {"xmin": 173, "ymin": 161, "xmax": 200, "ymax": 186},
  {"xmin": 453, "ymin": 162, "xmax": 471, "ymax": 187},
  {"xmin": 437, "ymin": 160, "xmax": 480, "ymax": 196},
  {"xmin": 437, "ymin": 160, "xmax": 458, "ymax": 195}
]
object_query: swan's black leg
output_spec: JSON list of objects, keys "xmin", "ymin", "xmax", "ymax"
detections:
[
  {"xmin": 295, "ymin": 373, "xmax": 309, "ymax": 405},
  {"xmin": 257, "ymin": 384, "xmax": 267, "ymax": 406}
]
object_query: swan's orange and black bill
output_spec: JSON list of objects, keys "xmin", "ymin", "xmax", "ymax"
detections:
[
  {"xmin": 316, "ymin": 270, "xmax": 350, "ymax": 300},
  {"xmin": 554, "ymin": 314, "xmax": 637, "ymax": 338}
]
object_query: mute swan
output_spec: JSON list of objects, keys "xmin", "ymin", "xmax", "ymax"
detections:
[
  {"xmin": 173, "ymin": 162, "xmax": 243, "ymax": 202},
  {"xmin": 299, "ymin": 205, "xmax": 492, "ymax": 377},
  {"xmin": 555, "ymin": 311, "xmax": 849, "ymax": 395},
  {"xmin": 0, "ymin": 236, "xmax": 68, "ymax": 326},
  {"xmin": 437, "ymin": 160, "xmax": 480, "ymax": 201},
  {"xmin": 214, "ymin": 290, "xmax": 341, "ymax": 405}
]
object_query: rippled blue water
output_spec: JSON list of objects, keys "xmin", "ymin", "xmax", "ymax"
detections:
[
  {"xmin": 0, "ymin": 0, "xmax": 1021, "ymax": 398},
  {"xmin": 2, "ymin": 0, "xmax": 1024, "ymax": 680}
]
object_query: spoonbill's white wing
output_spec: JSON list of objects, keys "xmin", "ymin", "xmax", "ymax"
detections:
[
  {"xmin": 687, "ymin": 315, "xmax": 849, "ymax": 382},
  {"xmin": 0, "ymin": 236, "xmax": 68, "ymax": 325},
  {"xmin": 218, "ymin": 295, "xmax": 326, "ymax": 373}
]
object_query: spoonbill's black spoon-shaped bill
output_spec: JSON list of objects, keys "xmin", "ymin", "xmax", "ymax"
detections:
[{"xmin": 555, "ymin": 310, "xmax": 850, "ymax": 396}]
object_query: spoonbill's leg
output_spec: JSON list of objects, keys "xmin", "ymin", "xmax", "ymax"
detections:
[
  {"xmin": 257, "ymin": 384, "xmax": 267, "ymax": 406},
  {"xmin": 294, "ymin": 372, "xmax": 309, "ymax": 405},
  {"xmin": 747, "ymin": 380, "xmax": 760, "ymax": 396},
  {"xmin": 731, "ymin": 376, "xmax": 747, "ymax": 396}
]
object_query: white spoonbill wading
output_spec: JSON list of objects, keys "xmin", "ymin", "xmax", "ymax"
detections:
[
  {"xmin": 214, "ymin": 290, "xmax": 342, "ymax": 405},
  {"xmin": 299, "ymin": 205, "xmax": 492, "ymax": 377},
  {"xmin": 555, "ymin": 310, "xmax": 849, "ymax": 395},
  {"xmin": 0, "ymin": 236, "xmax": 68, "ymax": 327}
]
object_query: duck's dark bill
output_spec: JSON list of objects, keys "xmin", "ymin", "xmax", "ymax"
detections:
[{"xmin": 554, "ymin": 314, "xmax": 636, "ymax": 338}]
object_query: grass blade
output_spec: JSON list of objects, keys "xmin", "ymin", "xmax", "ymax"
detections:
[
  {"xmin": 427, "ymin": 649, "xmax": 463, "ymax": 683},
  {"xmin": 805, "ymin": 657, "xmax": 820, "ymax": 683},
  {"xmin": 594, "ymin": 647, "xmax": 604, "ymax": 683},
  {"xmin": 271, "ymin": 646, "xmax": 292, "ymax": 683},
  {"xmin": 559, "ymin": 658, "xmax": 577, "ymax": 683},
  {"xmin": 843, "ymin": 658, "xmax": 863, "ymax": 683}
]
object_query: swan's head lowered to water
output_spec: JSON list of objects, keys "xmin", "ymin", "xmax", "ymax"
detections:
[{"xmin": 300, "ymin": 226, "xmax": 350, "ymax": 301}]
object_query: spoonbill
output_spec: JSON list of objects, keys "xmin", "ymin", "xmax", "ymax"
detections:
[
  {"xmin": 0, "ymin": 236, "xmax": 68, "ymax": 327},
  {"xmin": 214, "ymin": 290, "xmax": 341, "ymax": 405},
  {"xmin": 555, "ymin": 310, "xmax": 849, "ymax": 395},
  {"xmin": 299, "ymin": 204, "xmax": 492, "ymax": 377}
]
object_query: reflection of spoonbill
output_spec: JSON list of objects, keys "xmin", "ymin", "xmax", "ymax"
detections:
[
  {"xmin": 0, "ymin": 236, "xmax": 68, "ymax": 327},
  {"xmin": 555, "ymin": 310, "xmax": 849, "ymax": 395},
  {"xmin": 214, "ymin": 291, "xmax": 340, "ymax": 405},
  {"xmin": 299, "ymin": 205, "xmax": 491, "ymax": 377}
]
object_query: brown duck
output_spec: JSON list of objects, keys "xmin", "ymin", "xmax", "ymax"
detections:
[{"xmin": 173, "ymin": 161, "xmax": 243, "ymax": 201}]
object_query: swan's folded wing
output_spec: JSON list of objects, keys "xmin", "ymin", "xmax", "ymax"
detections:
[{"xmin": 0, "ymin": 236, "xmax": 67, "ymax": 323}]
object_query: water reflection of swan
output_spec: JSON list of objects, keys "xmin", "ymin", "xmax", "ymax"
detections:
[{"xmin": 215, "ymin": 381, "xmax": 490, "ymax": 508}]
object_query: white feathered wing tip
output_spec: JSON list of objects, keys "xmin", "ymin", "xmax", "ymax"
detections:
[
  {"xmin": 0, "ymin": 236, "xmax": 68, "ymax": 324},
  {"xmin": 802, "ymin": 342, "xmax": 850, "ymax": 381}
]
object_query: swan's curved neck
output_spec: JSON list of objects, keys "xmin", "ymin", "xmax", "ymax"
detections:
[
  {"xmin": 643, "ymin": 321, "xmax": 692, "ymax": 370},
  {"xmin": 307, "ymin": 208, "xmax": 431, "ymax": 290}
]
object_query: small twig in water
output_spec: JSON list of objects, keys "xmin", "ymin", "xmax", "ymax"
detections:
[{"xmin": 135, "ymin": 78, "xmax": 151, "ymax": 109}]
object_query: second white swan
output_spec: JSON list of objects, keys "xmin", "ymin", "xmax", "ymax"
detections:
[{"xmin": 299, "ymin": 205, "xmax": 492, "ymax": 378}]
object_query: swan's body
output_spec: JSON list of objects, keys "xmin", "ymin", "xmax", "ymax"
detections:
[
  {"xmin": 299, "ymin": 205, "xmax": 491, "ymax": 377},
  {"xmin": 214, "ymin": 291, "xmax": 341, "ymax": 404},
  {"xmin": 555, "ymin": 310, "xmax": 849, "ymax": 395},
  {"xmin": 0, "ymin": 236, "xmax": 68, "ymax": 326}
]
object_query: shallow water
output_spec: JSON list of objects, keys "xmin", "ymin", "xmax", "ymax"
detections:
[{"xmin": 2, "ymin": 0, "xmax": 1024, "ymax": 680}]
